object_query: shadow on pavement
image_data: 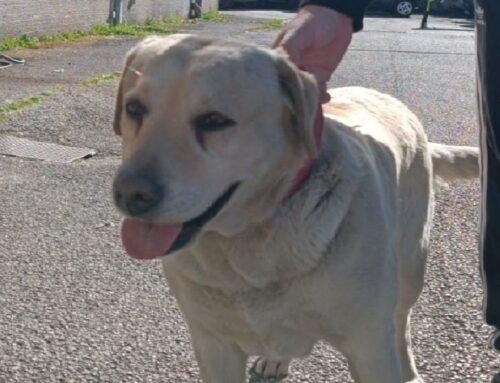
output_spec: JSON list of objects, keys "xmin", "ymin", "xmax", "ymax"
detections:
[
  {"xmin": 451, "ymin": 18, "xmax": 475, "ymax": 29},
  {"xmin": 411, "ymin": 27, "xmax": 474, "ymax": 31}
]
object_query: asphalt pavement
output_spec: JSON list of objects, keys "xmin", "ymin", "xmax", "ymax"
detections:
[{"xmin": 0, "ymin": 12, "xmax": 497, "ymax": 383}]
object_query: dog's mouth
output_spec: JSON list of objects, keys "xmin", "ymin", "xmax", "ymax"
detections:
[{"xmin": 120, "ymin": 183, "xmax": 239, "ymax": 260}]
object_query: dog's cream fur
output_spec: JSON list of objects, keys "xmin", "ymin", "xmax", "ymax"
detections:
[{"xmin": 113, "ymin": 34, "xmax": 479, "ymax": 383}]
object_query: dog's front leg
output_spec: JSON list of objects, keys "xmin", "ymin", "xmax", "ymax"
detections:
[
  {"xmin": 190, "ymin": 326, "xmax": 248, "ymax": 383},
  {"xmin": 342, "ymin": 324, "xmax": 403, "ymax": 383}
]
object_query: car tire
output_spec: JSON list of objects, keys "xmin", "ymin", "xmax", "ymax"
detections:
[
  {"xmin": 394, "ymin": 0, "xmax": 413, "ymax": 17},
  {"xmin": 219, "ymin": 0, "xmax": 234, "ymax": 10}
]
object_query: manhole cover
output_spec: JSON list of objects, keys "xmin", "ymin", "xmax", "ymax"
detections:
[{"xmin": 0, "ymin": 135, "xmax": 96, "ymax": 163}]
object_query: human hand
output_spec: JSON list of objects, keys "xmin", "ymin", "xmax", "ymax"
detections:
[{"xmin": 273, "ymin": 5, "xmax": 353, "ymax": 103}]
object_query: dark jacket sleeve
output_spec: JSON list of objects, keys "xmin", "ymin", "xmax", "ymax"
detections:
[{"xmin": 299, "ymin": 0, "xmax": 372, "ymax": 32}]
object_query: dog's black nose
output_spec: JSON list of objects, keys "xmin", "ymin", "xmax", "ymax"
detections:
[{"xmin": 113, "ymin": 173, "xmax": 164, "ymax": 216}]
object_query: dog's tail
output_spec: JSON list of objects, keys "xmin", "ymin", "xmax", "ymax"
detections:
[{"xmin": 429, "ymin": 143, "xmax": 480, "ymax": 181}]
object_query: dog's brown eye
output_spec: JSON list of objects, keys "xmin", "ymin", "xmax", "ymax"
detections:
[
  {"xmin": 194, "ymin": 112, "xmax": 235, "ymax": 133},
  {"xmin": 125, "ymin": 99, "xmax": 147, "ymax": 124},
  {"xmin": 194, "ymin": 112, "xmax": 235, "ymax": 148}
]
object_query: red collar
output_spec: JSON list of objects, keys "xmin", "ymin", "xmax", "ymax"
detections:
[{"xmin": 285, "ymin": 106, "xmax": 324, "ymax": 199}]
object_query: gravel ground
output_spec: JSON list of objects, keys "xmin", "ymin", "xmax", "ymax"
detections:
[{"xmin": 0, "ymin": 14, "xmax": 498, "ymax": 383}]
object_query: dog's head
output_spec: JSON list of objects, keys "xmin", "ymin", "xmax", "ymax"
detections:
[{"xmin": 112, "ymin": 34, "xmax": 318, "ymax": 259}]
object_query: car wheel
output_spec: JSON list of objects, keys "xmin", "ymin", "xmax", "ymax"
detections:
[
  {"xmin": 394, "ymin": 0, "xmax": 413, "ymax": 16},
  {"xmin": 219, "ymin": 0, "xmax": 234, "ymax": 10}
]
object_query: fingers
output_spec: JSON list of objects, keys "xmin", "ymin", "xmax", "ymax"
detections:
[
  {"xmin": 319, "ymin": 83, "xmax": 331, "ymax": 104},
  {"xmin": 274, "ymin": 29, "xmax": 305, "ymax": 66},
  {"xmin": 274, "ymin": 43, "xmax": 330, "ymax": 104},
  {"xmin": 272, "ymin": 29, "xmax": 286, "ymax": 49},
  {"xmin": 272, "ymin": 6, "xmax": 349, "ymax": 105},
  {"xmin": 299, "ymin": 64, "xmax": 332, "ymax": 84}
]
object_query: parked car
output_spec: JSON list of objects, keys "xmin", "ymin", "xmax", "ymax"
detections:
[
  {"xmin": 367, "ymin": 0, "xmax": 416, "ymax": 16},
  {"xmin": 219, "ymin": 0, "xmax": 299, "ymax": 10},
  {"xmin": 420, "ymin": 0, "xmax": 474, "ymax": 16},
  {"xmin": 219, "ymin": 0, "xmax": 415, "ymax": 15}
]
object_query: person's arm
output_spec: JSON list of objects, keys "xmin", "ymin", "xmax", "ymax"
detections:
[
  {"xmin": 299, "ymin": 0, "xmax": 372, "ymax": 31},
  {"xmin": 273, "ymin": 5, "xmax": 355, "ymax": 103}
]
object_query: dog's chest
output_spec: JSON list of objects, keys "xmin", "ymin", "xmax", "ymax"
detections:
[
  {"xmin": 163, "ymin": 253, "xmax": 321, "ymax": 358},
  {"xmin": 161, "ymin": 160, "xmax": 358, "ymax": 358}
]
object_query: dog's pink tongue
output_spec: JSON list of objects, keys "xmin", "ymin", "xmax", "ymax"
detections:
[{"xmin": 121, "ymin": 218, "xmax": 182, "ymax": 260}]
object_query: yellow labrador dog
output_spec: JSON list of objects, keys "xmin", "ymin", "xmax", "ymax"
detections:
[{"xmin": 112, "ymin": 34, "xmax": 479, "ymax": 383}]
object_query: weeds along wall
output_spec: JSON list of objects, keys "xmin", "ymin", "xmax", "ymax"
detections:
[{"xmin": 0, "ymin": 0, "xmax": 194, "ymax": 38}]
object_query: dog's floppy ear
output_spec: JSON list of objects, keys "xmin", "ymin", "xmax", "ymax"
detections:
[
  {"xmin": 274, "ymin": 53, "xmax": 319, "ymax": 159},
  {"xmin": 113, "ymin": 48, "xmax": 138, "ymax": 136}
]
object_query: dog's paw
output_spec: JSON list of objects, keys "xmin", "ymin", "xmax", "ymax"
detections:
[{"xmin": 250, "ymin": 357, "xmax": 290, "ymax": 381}]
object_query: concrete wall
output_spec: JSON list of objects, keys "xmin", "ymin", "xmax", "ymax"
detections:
[
  {"xmin": 122, "ymin": 0, "xmax": 217, "ymax": 21},
  {"xmin": 123, "ymin": 0, "xmax": 190, "ymax": 24},
  {"xmin": 0, "ymin": 0, "xmax": 194, "ymax": 38},
  {"xmin": 0, "ymin": 0, "xmax": 110, "ymax": 37}
]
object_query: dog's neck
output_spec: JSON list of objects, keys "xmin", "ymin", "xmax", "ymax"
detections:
[
  {"xmin": 203, "ymin": 108, "xmax": 324, "ymax": 240},
  {"xmin": 184, "ymin": 126, "xmax": 365, "ymax": 289},
  {"xmin": 285, "ymin": 108, "xmax": 324, "ymax": 199}
]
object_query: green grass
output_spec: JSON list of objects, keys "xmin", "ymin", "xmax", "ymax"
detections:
[
  {"xmin": 0, "ymin": 69, "xmax": 125, "ymax": 122},
  {"xmin": 0, "ymin": 12, "xmax": 232, "ymax": 121},
  {"xmin": 89, "ymin": 17, "xmax": 188, "ymax": 36},
  {"xmin": 200, "ymin": 10, "xmax": 227, "ymax": 22},
  {"xmin": 0, "ymin": 92, "xmax": 54, "ymax": 122},
  {"xmin": 0, "ymin": 17, "xmax": 190, "ymax": 51},
  {"xmin": 80, "ymin": 71, "xmax": 121, "ymax": 86},
  {"xmin": 0, "ymin": 13, "xmax": 233, "ymax": 52},
  {"xmin": 248, "ymin": 18, "xmax": 284, "ymax": 31},
  {"xmin": 0, "ymin": 32, "xmax": 86, "ymax": 51},
  {"xmin": 0, "ymin": 70, "xmax": 122, "ymax": 123}
]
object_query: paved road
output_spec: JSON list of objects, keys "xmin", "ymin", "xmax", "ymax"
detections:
[{"xmin": 1, "ymin": 14, "xmax": 497, "ymax": 383}]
